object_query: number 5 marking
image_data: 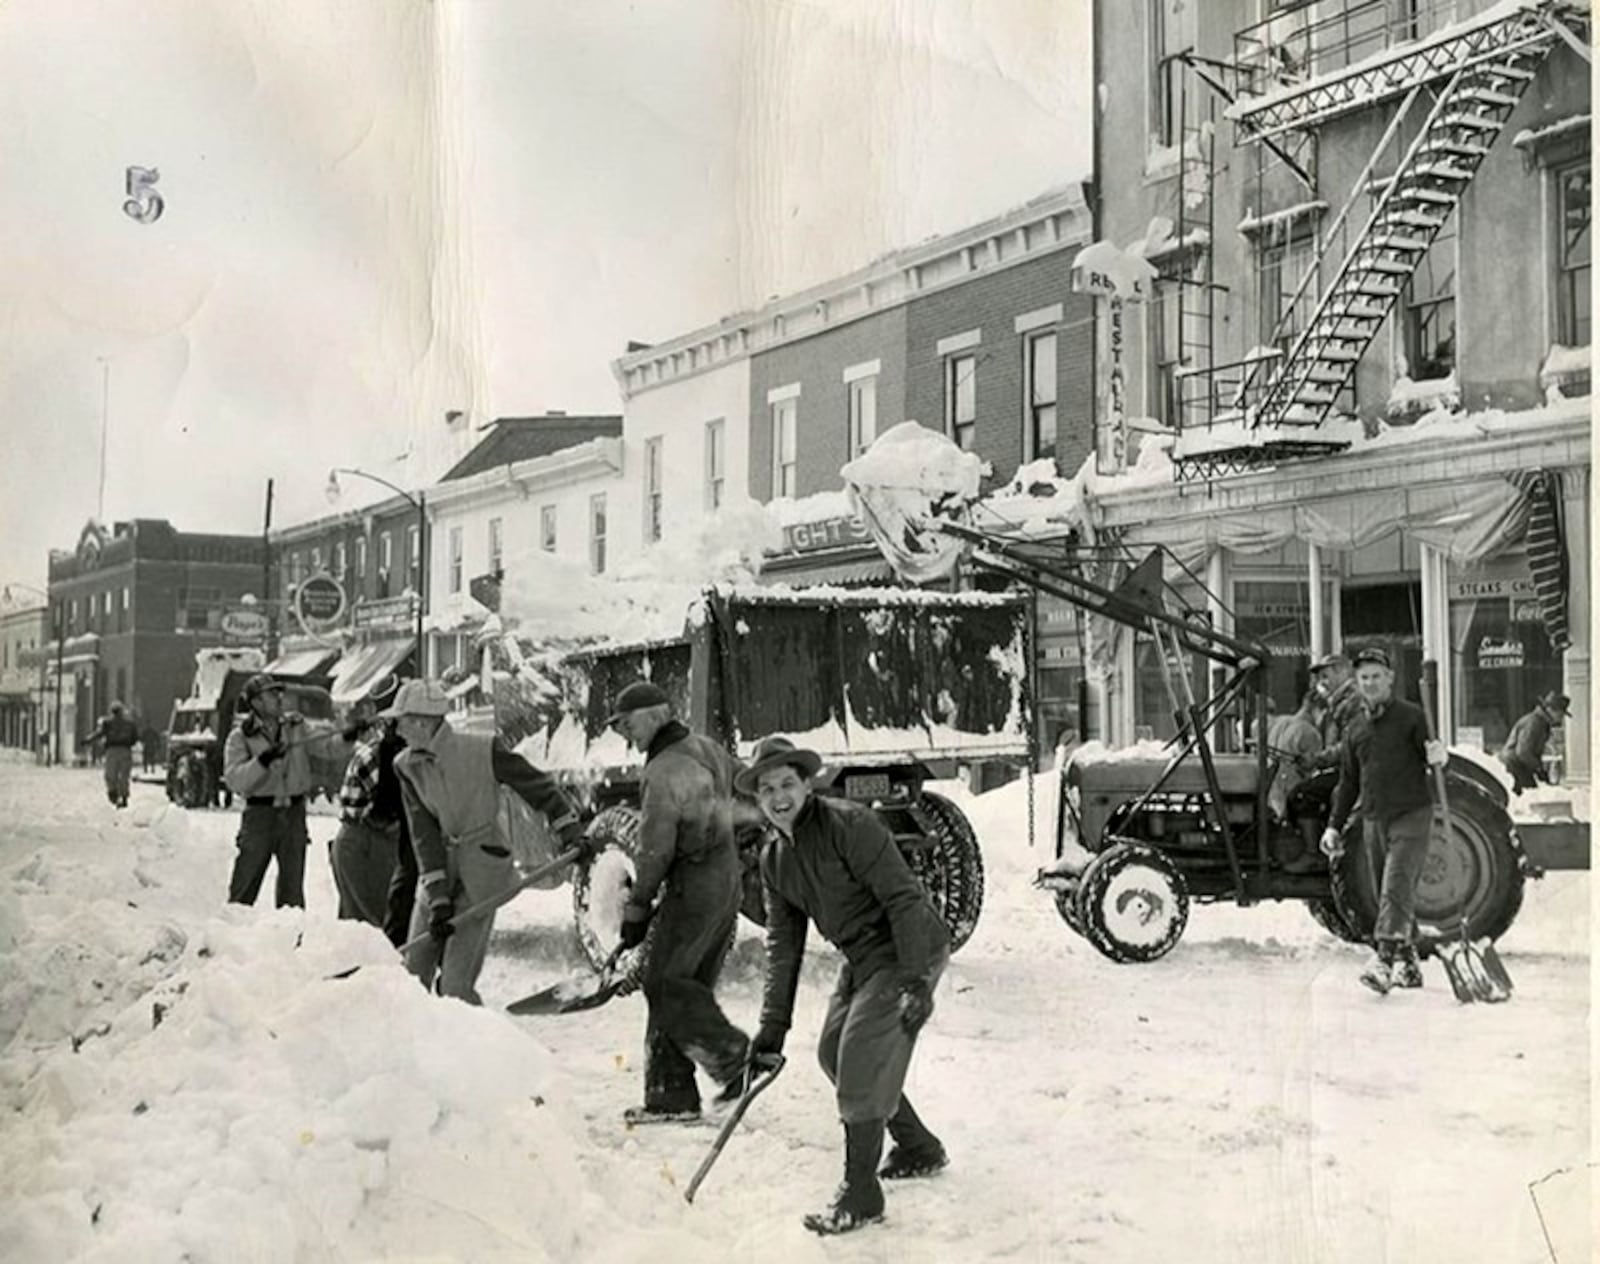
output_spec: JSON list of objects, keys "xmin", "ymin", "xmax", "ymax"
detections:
[{"xmin": 123, "ymin": 167, "xmax": 164, "ymax": 224}]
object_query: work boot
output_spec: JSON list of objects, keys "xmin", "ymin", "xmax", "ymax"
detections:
[
  {"xmin": 880, "ymin": 1095, "xmax": 948, "ymax": 1180},
  {"xmin": 803, "ymin": 1120, "xmax": 886, "ymax": 1236},
  {"xmin": 1359, "ymin": 942, "xmax": 1395, "ymax": 996},
  {"xmin": 1391, "ymin": 943, "xmax": 1423, "ymax": 990},
  {"xmin": 622, "ymin": 1103, "xmax": 701, "ymax": 1127}
]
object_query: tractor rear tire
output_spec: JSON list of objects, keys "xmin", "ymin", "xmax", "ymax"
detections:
[
  {"xmin": 1330, "ymin": 784, "xmax": 1524, "ymax": 949},
  {"xmin": 1305, "ymin": 897, "xmax": 1364, "ymax": 944},
  {"xmin": 1075, "ymin": 842, "xmax": 1189, "ymax": 963},
  {"xmin": 1054, "ymin": 887, "xmax": 1086, "ymax": 936},
  {"xmin": 906, "ymin": 792, "xmax": 986, "ymax": 953}
]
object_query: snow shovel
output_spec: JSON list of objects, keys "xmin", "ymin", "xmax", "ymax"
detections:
[
  {"xmin": 684, "ymin": 1054, "xmax": 786, "ymax": 1204},
  {"xmin": 325, "ymin": 844, "xmax": 586, "ymax": 980},
  {"xmin": 506, "ymin": 943, "xmax": 632, "ymax": 1016},
  {"xmin": 1419, "ymin": 661, "xmax": 1511, "ymax": 1005}
]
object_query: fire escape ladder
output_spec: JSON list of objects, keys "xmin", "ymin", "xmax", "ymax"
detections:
[{"xmin": 1251, "ymin": 43, "xmax": 1550, "ymax": 431}]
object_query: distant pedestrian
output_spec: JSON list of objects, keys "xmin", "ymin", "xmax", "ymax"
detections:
[
  {"xmin": 1498, "ymin": 691, "xmax": 1569, "ymax": 793},
  {"xmin": 1320, "ymin": 647, "xmax": 1448, "ymax": 995},
  {"xmin": 223, "ymin": 675, "xmax": 316, "ymax": 908},
  {"xmin": 140, "ymin": 722, "xmax": 162, "ymax": 774},
  {"xmin": 607, "ymin": 679, "xmax": 751, "ymax": 1124},
  {"xmin": 331, "ymin": 703, "xmax": 408, "ymax": 930},
  {"xmin": 89, "ymin": 701, "xmax": 139, "ymax": 807},
  {"xmin": 389, "ymin": 679, "xmax": 586, "ymax": 1004},
  {"xmin": 744, "ymin": 735, "xmax": 951, "ymax": 1236}
]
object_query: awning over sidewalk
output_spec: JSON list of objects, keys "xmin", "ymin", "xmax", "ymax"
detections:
[
  {"xmin": 261, "ymin": 647, "xmax": 340, "ymax": 677},
  {"xmin": 761, "ymin": 555, "xmax": 895, "ymax": 587},
  {"xmin": 330, "ymin": 639, "xmax": 415, "ymax": 705}
]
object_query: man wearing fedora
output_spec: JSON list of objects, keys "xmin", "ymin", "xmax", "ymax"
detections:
[
  {"xmin": 224, "ymin": 674, "xmax": 318, "ymax": 908},
  {"xmin": 607, "ymin": 680, "xmax": 751, "ymax": 1124},
  {"xmin": 1319, "ymin": 647, "xmax": 1448, "ymax": 995},
  {"xmin": 742, "ymin": 735, "xmax": 951, "ymax": 1236},
  {"xmin": 387, "ymin": 679, "xmax": 586, "ymax": 1004},
  {"xmin": 1498, "ymin": 691, "xmax": 1570, "ymax": 793}
]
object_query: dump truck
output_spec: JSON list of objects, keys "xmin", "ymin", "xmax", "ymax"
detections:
[{"xmin": 499, "ymin": 584, "xmax": 1031, "ymax": 970}]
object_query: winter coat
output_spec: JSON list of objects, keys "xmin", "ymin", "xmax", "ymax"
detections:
[
  {"xmin": 1309, "ymin": 679, "xmax": 1363, "ymax": 771},
  {"xmin": 1498, "ymin": 706, "xmax": 1553, "ymax": 789},
  {"xmin": 92, "ymin": 715, "xmax": 140, "ymax": 749},
  {"xmin": 1266, "ymin": 709, "xmax": 1322, "ymax": 818},
  {"xmin": 625, "ymin": 721, "xmax": 742, "ymax": 915},
  {"xmin": 759, "ymin": 793, "xmax": 950, "ymax": 1035},
  {"xmin": 1328, "ymin": 697, "xmax": 1434, "ymax": 831},
  {"xmin": 224, "ymin": 712, "xmax": 317, "ymax": 804}
]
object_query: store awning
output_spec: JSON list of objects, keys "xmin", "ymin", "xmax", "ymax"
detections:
[
  {"xmin": 762, "ymin": 555, "xmax": 896, "ymax": 588},
  {"xmin": 330, "ymin": 639, "xmax": 415, "ymax": 705},
  {"xmin": 262, "ymin": 647, "xmax": 340, "ymax": 677}
]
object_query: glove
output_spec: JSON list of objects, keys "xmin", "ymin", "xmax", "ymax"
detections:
[
  {"xmin": 424, "ymin": 878, "xmax": 454, "ymax": 943},
  {"xmin": 1424, "ymin": 739, "xmax": 1447, "ymax": 769},
  {"xmin": 898, "ymin": 977, "xmax": 935, "ymax": 1035},
  {"xmin": 749, "ymin": 1023, "xmax": 786, "ymax": 1070},
  {"xmin": 1319, "ymin": 827, "xmax": 1344, "ymax": 860},
  {"xmin": 618, "ymin": 905, "xmax": 652, "ymax": 950},
  {"xmin": 257, "ymin": 744, "xmax": 287, "ymax": 767},
  {"xmin": 561, "ymin": 822, "xmax": 601, "ymax": 863}
]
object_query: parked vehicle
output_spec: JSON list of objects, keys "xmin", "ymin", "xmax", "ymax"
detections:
[{"xmin": 501, "ymin": 586, "xmax": 1032, "ymax": 970}]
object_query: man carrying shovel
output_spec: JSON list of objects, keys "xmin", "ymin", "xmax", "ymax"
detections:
[
  {"xmin": 388, "ymin": 679, "xmax": 589, "ymax": 1005},
  {"xmin": 224, "ymin": 675, "xmax": 319, "ymax": 908}
]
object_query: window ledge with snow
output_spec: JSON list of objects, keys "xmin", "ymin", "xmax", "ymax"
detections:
[
  {"xmin": 1539, "ymin": 344, "xmax": 1591, "ymax": 399},
  {"xmin": 1385, "ymin": 372, "xmax": 1459, "ymax": 423}
]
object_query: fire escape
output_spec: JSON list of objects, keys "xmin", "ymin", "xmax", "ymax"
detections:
[{"xmin": 1172, "ymin": 0, "xmax": 1591, "ymax": 485}]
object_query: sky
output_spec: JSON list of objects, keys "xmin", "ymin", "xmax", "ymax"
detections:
[{"xmin": 0, "ymin": 0, "xmax": 1091, "ymax": 595}]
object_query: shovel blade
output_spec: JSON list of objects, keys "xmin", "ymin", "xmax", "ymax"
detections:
[
  {"xmin": 1439, "ymin": 939, "xmax": 1511, "ymax": 1005},
  {"xmin": 507, "ymin": 973, "xmax": 609, "ymax": 1016}
]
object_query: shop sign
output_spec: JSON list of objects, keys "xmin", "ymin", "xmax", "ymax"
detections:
[
  {"xmin": 219, "ymin": 609, "xmax": 269, "ymax": 642},
  {"xmin": 1511, "ymin": 599, "xmax": 1542, "ymax": 624},
  {"xmin": 1476, "ymin": 635, "xmax": 1524, "ymax": 669},
  {"xmin": 1448, "ymin": 576, "xmax": 1537, "ymax": 600},
  {"xmin": 294, "ymin": 573, "xmax": 346, "ymax": 631},
  {"xmin": 351, "ymin": 594, "xmax": 417, "ymax": 630},
  {"xmin": 780, "ymin": 515, "xmax": 872, "ymax": 555}
]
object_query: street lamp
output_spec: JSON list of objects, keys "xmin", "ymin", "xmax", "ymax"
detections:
[
  {"xmin": 2, "ymin": 581, "xmax": 61, "ymax": 766},
  {"xmin": 325, "ymin": 467, "xmax": 427, "ymax": 676}
]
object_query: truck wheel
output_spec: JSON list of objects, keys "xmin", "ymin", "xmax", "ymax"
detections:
[
  {"xmin": 1075, "ymin": 842, "xmax": 1188, "ymax": 964},
  {"xmin": 908, "ymin": 792, "xmax": 986, "ymax": 953},
  {"xmin": 1305, "ymin": 897, "xmax": 1364, "ymax": 944},
  {"xmin": 1330, "ymin": 785, "xmax": 1524, "ymax": 949},
  {"xmin": 570, "ymin": 806, "xmax": 647, "ymax": 986}
]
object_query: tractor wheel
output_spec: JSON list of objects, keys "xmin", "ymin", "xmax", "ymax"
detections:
[
  {"xmin": 1330, "ymin": 785, "xmax": 1524, "ymax": 949},
  {"xmin": 570, "ymin": 806, "xmax": 648, "ymax": 991},
  {"xmin": 1075, "ymin": 842, "xmax": 1189, "ymax": 964},
  {"xmin": 1305, "ymin": 897, "xmax": 1364, "ymax": 944},
  {"xmin": 904, "ymin": 792, "xmax": 986, "ymax": 953},
  {"xmin": 1053, "ymin": 886, "xmax": 1086, "ymax": 936}
]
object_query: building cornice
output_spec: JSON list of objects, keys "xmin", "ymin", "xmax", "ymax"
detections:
[
  {"xmin": 611, "ymin": 183, "xmax": 1093, "ymax": 400},
  {"xmin": 425, "ymin": 437, "xmax": 626, "ymax": 511}
]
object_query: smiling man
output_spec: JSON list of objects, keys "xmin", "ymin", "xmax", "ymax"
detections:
[{"xmin": 743, "ymin": 735, "xmax": 951, "ymax": 1236}]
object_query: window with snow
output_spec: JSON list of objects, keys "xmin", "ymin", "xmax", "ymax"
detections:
[
  {"xmin": 589, "ymin": 494, "xmax": 607, "ymax": 575},
  {"xmin": 771, "ymin": 397, "xmax": 797, "ymax": 498},
  {"xmin": 1556, "ymin": 162, "xmax": 1591, "ymax": 349},
  {"xmin": 644, "ymin": 436, "xmax": 664, "ymax": 543},
  {"xmin": 1404, "ymin": 212, "xmax": 1456, "ymax": 383},
  {"xmin": 944, "ymin": 354, "xmax": 976, "ymax": 451},
  {"xmin": 705, "ymin": 419, "xmax": 725, "ymax": 511},
  {"xmin": 847, "ymin": 375, "xmax": 878, "ymax": 459},
  {"xmin": 1025, "ymin": 331, "xmax": 1058, "ymax": 463},
  {"xmin": 540, "ymin": 505, "xmax": 557, "ymax": 553},
  {"xmin": 448, "ymin": 525, "xmax": 463, "ymax": 595}
]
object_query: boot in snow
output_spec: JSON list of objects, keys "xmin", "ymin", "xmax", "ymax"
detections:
[
  {"xmin": 880, "ymin": 1095, "xmax": 948, "ymax": 1180},
  {"xmin": 623, "ymin": 1104, "xmax": 702, "ymax": 1127},
  {"xmin": 1391, "ymin": 943, "xmax": 1423, "ymax": 989},
  {"xmin": 1360, "ymin": 943, "xmax": 1395, "ymax": 995},
  {"xmin": 804, "ymin": 1120, "xmax": 886, "ymax": 1235}
]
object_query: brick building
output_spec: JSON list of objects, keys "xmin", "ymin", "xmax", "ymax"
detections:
[{"xmin": 45, "ymin": 520, "xmax": 268, "ymax": 763}]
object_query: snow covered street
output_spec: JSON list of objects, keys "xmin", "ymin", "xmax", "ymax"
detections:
[{"xmin": 0, "ymin": 761, "xmax": 1590, "ymax": 1263}]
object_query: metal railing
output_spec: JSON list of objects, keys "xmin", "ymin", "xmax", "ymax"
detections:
[{"xmin": 1234, "ymin": 0, "xmax": 1463, "ymax": 97}]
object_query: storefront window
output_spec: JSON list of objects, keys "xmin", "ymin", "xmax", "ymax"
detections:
[
  {"xmin": 1233, "ymin": 578, "xmax": 1320, "ymax": 718},
  {"xmin": 1448, "ymin": 560, "xmax": 1563, "ymax": 751}
]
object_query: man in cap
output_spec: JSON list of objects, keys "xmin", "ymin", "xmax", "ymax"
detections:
[
  {"xmin": 608, "ymin": 679, "xmax": 752, "ymax": 1124},
  {"xmin": 331, "ymin": 676, "xmax": 410, "ymax": 931},
  {"xmin": 1498, "ymin": 691, "xmax": 1570, "ymax": 793},
  {"xmin": 1319, "ymin": 647, "xmax": 1448, "ymax": 994},
  {"xmin": 388, "ymin": 678, "xmax": 587, "ymax": 1004},
  {"xmin": 90, "ymin": 700, "xmax": 141, "ymax": 807},
  {"xmin": 224, "ymin": 674, "xmax": 317, "ymax": 907},
  {"xmin": 1305, "ymin": 652, "xmax": 1362, "ymax": 771},
  {"xmin": 743, "ymin": 735, "xmax": 951, "ymax": 1236}
]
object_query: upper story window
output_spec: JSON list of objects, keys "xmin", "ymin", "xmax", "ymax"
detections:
[
  {"xmin": 540, "ymin": 505, "xmax": 558, "ymax": 553},
  {"xmin": 944, "ymin": 353, "xmax": 977, "ymax": 451},
  {"xmin": 488, "ymin": 517, "xmax": 503, "ymax": 576},
  {"xmin": 705, "ymin": 419, "xmax": 725, "ymax": 512},
  {"xmin": 448, "ymin": 525, "xmax": 464, "ymax": 595},
  {"xmin": 332, "ymin": 540, "xmax": 346, "ymax": 580},
  {"xmin": 1024, "ymin": 330, "xmax": 1058, "ymax": 463},
  {"xmin": 1405, "ymin": 212, "xmax": 1457, "ymax": 382},
  {"xmin": 406, "ymin": 526, "xmax": 421, "ymax": 590},
  {"xmin": 378, "ymin": 533, "xmax": 392, "ymax": 595},
  {"xmin": 1258, "ymin": 229, "xmax": 1317, "ymax": 356},
  {"xmin": 310, "ymin": 545, "xmax": 323, "ymax": 573},
  {"xmin": 1556, "ymin": 162, "xmax": 1591, "ymax": 348},
  {"xmin": 771, "ymin": 395, "xmax": 798, "ymax": 498},
  {"xmin": 354, "ymin": 536, "xmax": 367, "ymax": 583},
  {"xmin": 589, "ymin": 494, "xmax": 608, "ymax": 575},
  {"xmin": 644, "ymin": 436, "xmax": 664, "ymax": 543},
  {"xmin": 846, "ymin": 366, "xmax": 878, "ymax": 460}
]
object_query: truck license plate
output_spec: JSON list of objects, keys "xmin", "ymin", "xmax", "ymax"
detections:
[{"xmin": 844, "ymin": 773, "xmax": 891, "ymax": 801}]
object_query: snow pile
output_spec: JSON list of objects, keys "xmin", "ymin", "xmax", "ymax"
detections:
[
  {"xmin": 842, "ymin": 421, "xmax": 986, "ymax": 583},
  {"xmin": 1386, "ymin": 372, "xmax": 1459, "ymax": 419},
  {"xmin": 0, "ymin": 783, "xmax": 703, "ymax": 1263}
]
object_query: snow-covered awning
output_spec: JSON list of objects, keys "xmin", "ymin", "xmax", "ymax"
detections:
[
  {"xmin": 261, "ymin": 647, "xmax": 339, "ymax": 677},
  {"xmin": 330, "ymin": 639, "xmax": 415, "ymax": 706}
]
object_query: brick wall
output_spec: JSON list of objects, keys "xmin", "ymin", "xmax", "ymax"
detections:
[
  {"xmin": 905, "ymin": 248, "xmax": 1096, "ymax": 487},
  {"xmin": 747, "ymin": 306, "xmax": 908, "ymax": 500}
]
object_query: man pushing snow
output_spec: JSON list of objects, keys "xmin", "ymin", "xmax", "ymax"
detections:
[{"xmin": 743, "ymin": 736, "xmax": 951, "ymax": 1236}]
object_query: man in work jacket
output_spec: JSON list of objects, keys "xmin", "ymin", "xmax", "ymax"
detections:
[
  {"xmin": 387, "ymin": 679, "xmax": 585, "ymax": 1004},
  {"xmin": 1498, "ymin": 690, "xmax": 1569, "ymax": 792},
  {"xmin": 1306, "ymin": 652, "xmax": 1362, "ymax": 771},
  {"xmin": 744, "ymin": 735, "xmax": 952, "ymax": 1237},
  {"xmin": 223, "ymin": 675, "xmax": 318, "ymax": 908},
  {"xmin": 609, "ymin": 679, "xmax": 751, "ymax": 1123},
  {"xmin": 90, "ymin": 700, "xmax": 140, "ymax": 807},
  {"xmin": 1320, "ymin": 646, "xmax": 1448, "ymax": 995}
]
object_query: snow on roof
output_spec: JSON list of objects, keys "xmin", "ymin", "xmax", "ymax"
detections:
[{"xmin": 1513, "ymin": 112, "xmax": 1592, "ymax": 149}]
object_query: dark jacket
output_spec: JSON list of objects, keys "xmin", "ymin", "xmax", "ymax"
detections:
[
  {"xmin": 626, "ymin": 721, "xmax": 741, "ymax": 915},
  {"xmin": 1328, "ymin": 696, "xmax": 1433, "ymax": 831},
  {"xmin": 1309, "ymin": 679, "xmax": 1362, "ymax": 771},
  {"xmin": 92, "ymin": 715, "xmax": 140, "ymax": 749},
  {"xmin": 1498, "ymin": 707, "xmax": 1553, "ymax": 788},
  {"xmin": 759, "ymin": 794, "xmax": 949, "ymax": 1035}
]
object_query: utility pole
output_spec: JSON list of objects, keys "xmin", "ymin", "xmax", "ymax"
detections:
[
  {"xmin": 54, "ymin": 606, "xmax": 65, "ymax": 767},
  {"xmin": 262, "ymin": 478, "xmax": 276, "ymax": 661}
]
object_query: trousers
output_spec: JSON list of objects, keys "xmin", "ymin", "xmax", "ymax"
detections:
[
  {"xmin": 103, "ymin": 747, "xmax": 133, "ymax": 805},
  {"xmin": 1364, "ymin": 805, "xmax": 1434, "ymax": 943},
  {"xmin": 403, "ymin": 838, "xmax": 516, "ymax": 1005},
  {"xmin": 819, "ymin": 947, "xmax": 949, "ymax": 1124},
  {"xmin": 228, "ymin": 800, "xmax": 310, "ymax": 908},
  {"xmin": 331, "ymin": 818, "xmax": 401, "ymax": 928}
]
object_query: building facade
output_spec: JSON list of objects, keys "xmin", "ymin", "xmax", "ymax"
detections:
[
  {"xmin": 45, "ymin": 520, "xmax": 268, "ymax": 763},
  {"xmin": 1082, "ymin": 0, "xmax": 1590, "ymax": 776},
  {"xmin": 0, "ymin": 605, "xmax": 49, "ymax": 755}
]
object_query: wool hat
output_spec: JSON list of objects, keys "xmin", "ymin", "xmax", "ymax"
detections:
[
  {"xmin": 605, "ymin": 680, "xmax": 672, "ymax": 725},
  {"xmin": 241, "ymin": 674, "xmax": 287, "ymax": 704},
  {"xmin": 377, "ymin": 679, "xmax": 451, "ymax": 719},
  {"xmin": 735, "ymin": 735, "xmax": 824, "ymax": 796}
]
